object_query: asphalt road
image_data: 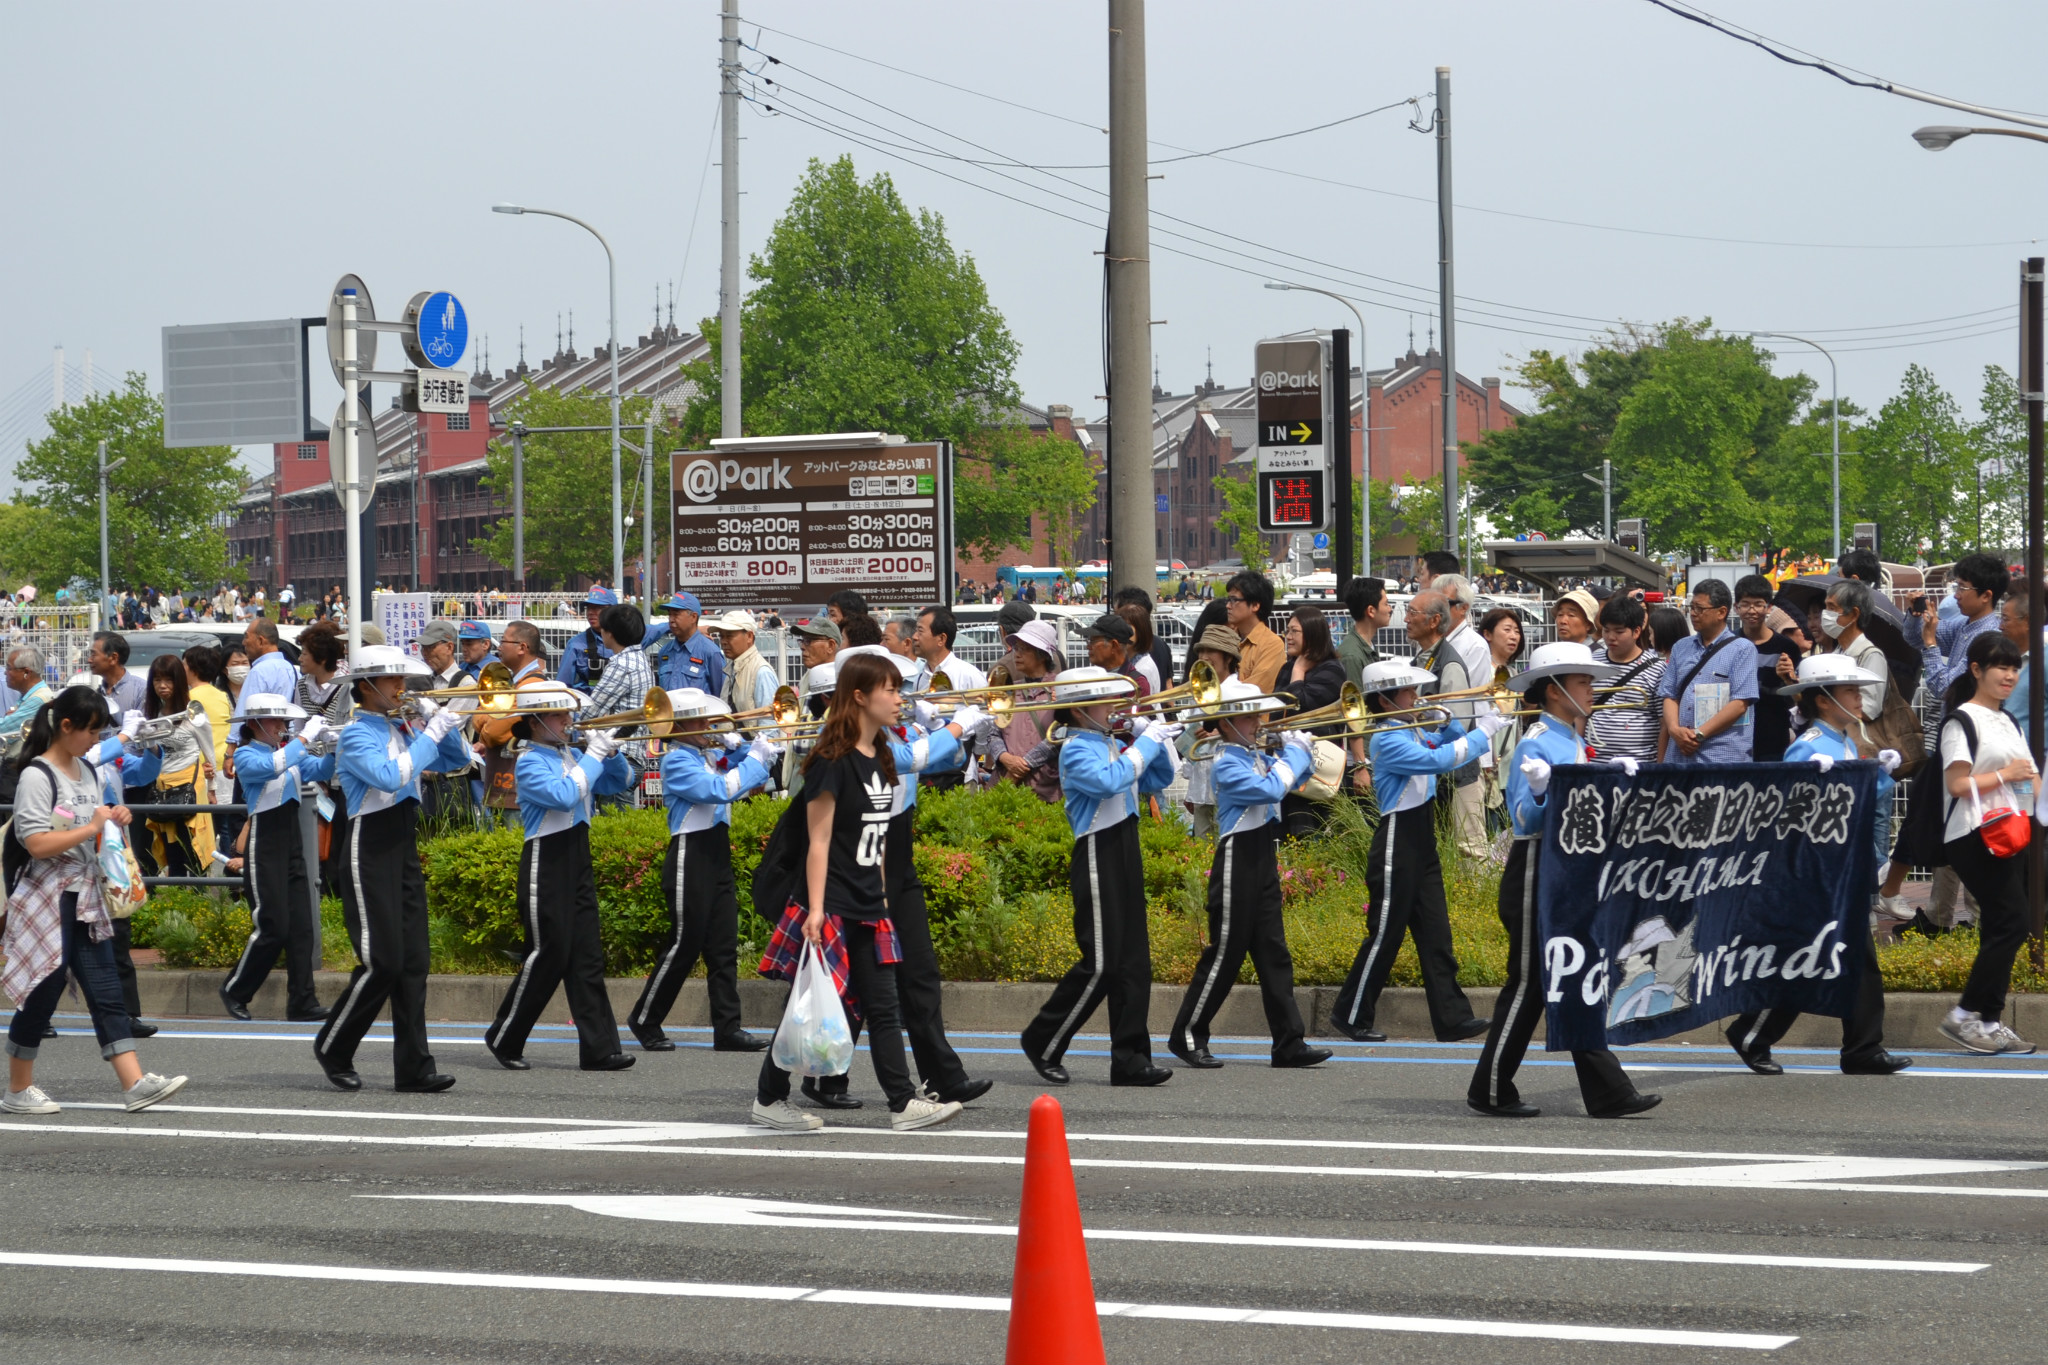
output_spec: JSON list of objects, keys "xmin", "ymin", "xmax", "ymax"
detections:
[{"xmin": 3, "ymin": 1011, "xmax": 2047, "ymax": 1364}]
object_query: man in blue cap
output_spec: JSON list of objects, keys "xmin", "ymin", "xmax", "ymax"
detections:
[
  {"xmin": 558, "ymin": 585, "xmax": 618, "ymax": 688},
  {"xmin": 456, "ymin": 620, "xmax": 497, "ymax": 680},
  {"xmin": 645, "ymin": 590, "xmax": 725, "ymax": 696}
]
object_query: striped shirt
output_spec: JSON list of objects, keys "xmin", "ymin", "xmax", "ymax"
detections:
[{"xmin": 1587, "ymin": 646, "xmax": 1664, "ymax": 762}]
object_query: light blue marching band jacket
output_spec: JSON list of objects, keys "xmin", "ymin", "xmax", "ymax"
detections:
[
  {"xmin": 337, "ymin": 714, "xmax": 475, "ymax": 819},
  {"xmin": 886, "ymin": 722, "xmax": 966, "ymax": 817},
  {"xmin": 1784, "ymin": 718, "xmax": 1894, "ymax": 865},
  {"xmin": 1505, "ymin": 718, "xmax": 1590, "ymax": 839},
  {"xmin": 1057, "ymin": 727, "xmax": 1176, "ymax": 839},
  {"xmin": 1213, "ymin": 739, "xmax": 1315, "ymax": 838},
  {"xmin": 233, "ymin": 736, "xmax": 336, "ymax": 815},
  {"xmin": 662, "ymin": 743, "xmax": 777, "ymax": 835},
  {"xmin": 1367, "ymin": 718, "xmax": 1481, "ymax": 816},
  {"xmin": 92, "ymin": 735, "xmax": 160, "ymax": 803},
  {"xmin": 515, "ymin": 741, "xmax": 633, "ymax": 839}
]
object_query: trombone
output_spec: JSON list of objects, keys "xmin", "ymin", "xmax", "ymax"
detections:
[
  {"xmin": 1121, "ymin": 659, "xmax": 1227, "ymax": 716},
  {"xmin": 131, "ymin": 701, "xmax": 209, "ymax": 747}
]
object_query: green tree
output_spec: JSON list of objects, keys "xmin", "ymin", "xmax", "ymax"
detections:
[
  {"xmin": 680, "ymin": 156, "xmax": 1021, "ymax": 446},
  {"xmin": 1463, "ymin": 337, "xmax": 1656, "ymax": 537},
  {"xmin": 475, "ymin": 387, "xmax": 656, "ymax": 587},
  {"xmin": 1856, "ymin": 364, "xmax": 1974, "ymax": 563},
  {"xmin": 953, "ymin": 426, "xmax": 1097, "ymax": 570},
  {"xmin": 11, "ymin": 373, "xmax": 242, "ymax": 593},
  {"xmin": 1214, "ymin": 473, "xmax": 1269, "ymax": 572},
  {"xmin": 1753, "ymin": 395, "xmax": 1865, "ymax": 559},
  {"xmin": 1969, "ymin": 365, "xmax": 2026, "ymax": 556},
  {"xmin": 1369, "ymin": 475, "xmax": 1444, "ymax": 558}
]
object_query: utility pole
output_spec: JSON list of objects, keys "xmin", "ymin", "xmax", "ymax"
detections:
[
  {"xmin": 1331, "ymin": 328, "xmax": 1353, "ymax": 596},
  {"xmin": 643, "ymin": 409, "xmax": 657, "ymax": 600},
  {"xmin": 2022, "ymin": 255, "xmax": 2044, "ymax": 948},
  {"xmin": 97, "ymin": 440, "xmax": 124, "ymax": 611},
  {"xmin": 511, "ymin": 422, "xmax": 526, "ymax": 594},
  {"xmin": 720, "ymin": 4, "xmax": 743, "ymax": 440},
  {"xmin": 1107, "ymin": 0, "xmax": 1154, "ymax": 598},
  {"xmin": 1580, "ymin": 458, "xmax": 1611, "ymax": 542},
  {"xmin": 1434, "ymin": 66, "xmax": 1459, "ymax": 560}
]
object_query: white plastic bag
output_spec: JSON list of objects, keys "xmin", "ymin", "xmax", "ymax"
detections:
[
  {"xmin": 98, "ymin": 820, "xmax": 133, "ymax": 896},
  {"xmin": 772, "ymin": 940, "xmax": 855, "ymax": 1077}
]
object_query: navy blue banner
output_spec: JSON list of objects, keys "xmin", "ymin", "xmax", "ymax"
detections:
[{"xmin": 1538, "ymin": 762, "xmax": 1880, "ymax": 1051}]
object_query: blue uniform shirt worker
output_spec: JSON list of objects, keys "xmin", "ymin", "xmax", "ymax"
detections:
[{"xmin": 647, "ymin": 591, "xmax": 726, "ymax": 696}]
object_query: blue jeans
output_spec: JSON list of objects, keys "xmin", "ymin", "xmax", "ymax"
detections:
[{"xmin": 5, "ymin": 892, "xmax": 137, "ymax": 1061}]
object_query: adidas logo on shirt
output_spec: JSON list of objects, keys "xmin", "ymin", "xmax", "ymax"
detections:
[{"xmin": 862, "ymin": 770, "xmax": 893, "ymax": 813}]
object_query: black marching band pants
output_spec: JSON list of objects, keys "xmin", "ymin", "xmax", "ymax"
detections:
[
  {"xmin": 1334, "ymin": 803, "xmax": 1478, "ymax": 1038},
  {"xmin": 1727, "ymin": 926, "xmax": 1887, "ymax": 1066},
  {"xmin": 1022, "ymin": 817, "xmax": 1158, "ymax": 1077},
  {"xmin": 629, "ymin": 825, "xmax": 746, "ymax": 1043},
  {"xmin": 1171, "ymin": 822, "xmax": 1308, "ymax": 1057},
  {"xmin": 486, "ymin": 824, "xmax": 624, "ymax": 1066},
  {"xmin": 1469, "ymin": 838, "xmax": 1637, "ymax": 1113},
  {"xmin": 315, "ymin": 800, "xmax": 439, "ymax": 1087},
  {"xmin": 820, "ymin": 810, "xmax": 972, "ymax": 1095},
  {"xmin": 221, "ymin": 802, "xmax": 320, "ymax": 1015}
]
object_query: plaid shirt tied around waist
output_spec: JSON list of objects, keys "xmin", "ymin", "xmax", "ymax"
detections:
[{"xmin": 758, "ymin": 899, "xmax": 900, "ymax": 1022}]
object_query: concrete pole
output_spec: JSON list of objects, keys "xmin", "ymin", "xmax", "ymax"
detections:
[
  {"xmin": 721, "ymin": 4, "xmax": 743, "ymax": 439},
  {"xmin": 1107, "ymin": 0, "xmax": 1155, "ymax": 598},
  {"xmin": 97, "ymin": 440, "xmax": 112, "ymax": 609},
  {"xmin": 606, "ymin": 244, "xmax": 622, "ymax": 595},
  {"xmin": 643, "ymin": 409, "xmax": 657, "ymax": 600},
  {"xmin": 342, "ymin": 289, "xmax": 363, "ymax": 664},
  {"xmin": 1435, "ymin": 66, "xmax": 1459, "ymax": 560},
  {"xmin": 511, "ymin": 424, "xmax": 525, "ymax": 593}
]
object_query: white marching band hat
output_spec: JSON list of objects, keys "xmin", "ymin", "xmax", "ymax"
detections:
[
  {"xmin": 238, "ymin": 694, "xmax": 308, "ymax": 722},
  {"xmin": 1506, "ymin": 641, "xmax": 1619, "ymax": 693},
  {"xmin": 662, "ymin": 687, "xmax": 731, "ymax": 720},
  {"xmin": 1184, "ymin": 675, "xmax": 1286, "ymax": 720},
  {"xmin": 837, "ymin": 643, "xmax": 922, "ymax": 682},
  {"xmin": 1355, "ymin": 660, "xmax": 1437, "ymax": 696},
  {"xmin": 1778, "ymin": 653, "xmax": 1887, "ymax": 697},
  {"xmin": 513, "ymin": 683, "xmax": 591, "ymax": 714},
  {"xmin": 349, "ymin": 645, "xmax": 431, "ymax": 680},
  {"xmin": 1052, "ymin": 665, "xmax": 1137, "ymax": 705},
  {"xmin": 802, "ymin": 662, "xmax": 839, "ymax": 697}
]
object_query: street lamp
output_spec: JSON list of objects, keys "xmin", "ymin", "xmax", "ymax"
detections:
[
  {"xmin": 493, "ymin": 201, "xmax": 624, "ymax": 597},
  {"xmin": 98, "ymin": 440, "xmax": 124, "ymax": 614},
  {"xmin": 1914, "ymin": 124, "xmax": 2048, "ymax": 151},
  {"xmin": 1266, "ymin": 281, "xmax": 1371, "ymax": 576},
  {"xmin": 1749, "ymin": 332, "xmax": 1841, "ymax": 559}
]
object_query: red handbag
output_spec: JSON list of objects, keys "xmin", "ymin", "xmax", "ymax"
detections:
[{"xmin": 1973, "ymin": 783, "xmax": 2032, "ymax": 859}]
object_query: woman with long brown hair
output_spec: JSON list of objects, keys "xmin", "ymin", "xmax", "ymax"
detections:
[
  {"xmin": 751, "ymin": 653, "xmax": 963, "ymax": 1133},
  {"xmin": 137, "ymin": 652, "xmax": 215, "ymax": 882}
]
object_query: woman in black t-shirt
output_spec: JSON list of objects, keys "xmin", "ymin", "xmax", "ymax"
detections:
[{"xmin": 751, "ymin": 653, "xmax": 965, "ymax": 1134}]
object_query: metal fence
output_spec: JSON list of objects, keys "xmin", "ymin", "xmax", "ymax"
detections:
[{"xmin": 2, "ymin": 602, "xmax": 103, "ymax": 686}]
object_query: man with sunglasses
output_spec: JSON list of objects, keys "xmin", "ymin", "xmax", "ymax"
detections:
[{"xmin": 1657, "ymin": 579, "xmax": 1758, "ymax": 764}]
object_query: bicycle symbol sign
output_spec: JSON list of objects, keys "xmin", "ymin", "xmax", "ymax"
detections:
[{"xmin": 405, "ymin": 290, "xmax": 468, "ymax": 371}]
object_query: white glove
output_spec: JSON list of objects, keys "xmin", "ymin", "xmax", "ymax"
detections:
[
  {"xmin": 949, "ymin": 704, "xmax": 988, "ymax": 736},
  {"xmin": 1281, "ymin": 730, "xmax": 1316, "ymax": 752},
  {"xmin": 583, "ymin": 729, "xmax": 618, "ymax": 761},
  {"xmin": 747, "ymin": 736, "xmax": 784, "ymax": 768},
  {"xmin": 1811, "ymin": 752, "xmax": 1836, "ymax": 773},
  {"xmin": 408, "ymin": 696, "xmax": 442, "ymax": 724},
  {"xmin": 1607, "ymin": 755, "xmax": 1639, "ymax": 778},
  {"xmin": 1474, "ymin": 711, "xmax": 1509, "ymax": 739},
  {"xmin": 1143, "ymin": 721, "xmax": 1184, "ymax": 747},
  {"xmin": 298, "ymin": 718, "xmax": 330, "ymax": 748},
  {"xmin": 442, "ymin": 691, "xmax": 479, "ymax": 716},
  {"xmin": 1520, "ymin": 757, "xmax": 1552, "ymax": 797},
  {"xmin": 424, "ymin": 706, "xmax": 462, "ymax": 742},
  {"xmin": 1878, "ymin": 748, "xmax": 1902, "ymax": 775},
  {"xmin": 913, "ymin": 699, "xmax": 940, "ymax": 730},
  {"xmin": 120, "ymin": 710, "xmax": 144, "ymax": 739},
  {"xmin": 720, "ymin": 729, "xmax": 747, "ymax": 750}
]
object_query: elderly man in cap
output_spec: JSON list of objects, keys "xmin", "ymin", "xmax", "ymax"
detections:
[
  {"xmin": 456, "ymin": 620, "xmax": 498, "ymax": 680},
  {"xmin": 409, "ymin": 619, "xmax": 478, "ymax": 824},
  {"xmin": 1085, "ymin": 612, "xmax": 1148, "ymax": 696},
  {"xmin": 709, "ymin": 610, "xmax": 779, "ymax": 716},
  {"xmin": 558, "ymin": 585, "xmax": 619, "ymax": 689},
  {"xmin": 645, "ymin": 590, "xmax": 726, "ymax": 697},
  {"xmin": 791, "ymin": 618, "xmax": 842, "ymax": 710}
]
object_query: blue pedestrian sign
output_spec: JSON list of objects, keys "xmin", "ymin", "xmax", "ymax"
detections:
[
  {"xmin": 1312, "ymin": 533, "xmax": 1328, "ymax": 549},
  {"xmin": 403, "ymin": 290, "xmax": 468, "ymax": 369}
]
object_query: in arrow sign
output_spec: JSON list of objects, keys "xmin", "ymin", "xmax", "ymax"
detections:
[{"xmin": 1291, "ymin": 422, "xmax": 1312, "ymax": 442}]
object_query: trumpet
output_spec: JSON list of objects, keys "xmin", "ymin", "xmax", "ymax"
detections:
[{"xmin": 131, "ymin": 701, "xmax": 209, "ymax": 747}]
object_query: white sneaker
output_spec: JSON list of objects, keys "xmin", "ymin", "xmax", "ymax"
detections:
[
  {"xmin": 1940, "ymin": 1009, "xmax": 2001, "ymax": 1055},
  {"xmin": 891, "ymin": 1096, "xmax": 964, "ymax": 1131},
  {"xmin": 752, "ymin": 1098, "xmax": 825, "ymax": 1131},
  {"xmin": 1, "ymin": 1086, "xmax": 60, "ymax": 1115},
  {"xmin": 1989, "ymin": 1022, "xmax": 2038, "ymax": 1056},
  {"xmin": 122, "ymin": 1073, "xmax": 187, "ymax": 1112},
  {"xmin": 1874, "ymin": 894, "xmax": 1911, "ymax": 924}
]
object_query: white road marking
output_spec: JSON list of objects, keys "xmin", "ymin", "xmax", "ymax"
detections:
[
  {"xmin": 369, "ymin": 1193, "xmax": 1988, "ymax": 1273},
  {"xmin": 0, "ymin": 1249, "xmax": 1797, "ymax": 1349}
]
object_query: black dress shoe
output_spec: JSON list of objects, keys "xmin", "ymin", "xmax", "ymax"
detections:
[
  {"xmin": 1025, "ymin": 1049, "xmax": 1071, "ymax": 1086},
  {"xmin": 1843, "ymin": 1051, "xmax": 1913, "ymax": 1075},
  {"xmin": 1325, "ymin": 1020, "xmax": 1386, "ymax": 1043},
  {"xmin": 1907, "ymin": 910, "xmax": 1949, "ymax": 939},
  {"xmin": 634, "ymin": 1031, "xmax": 677, "ymax": 1052},
  {"xmin": 1589, "ymin": 1092, "xmax": 1662, "ymax": 1119},
  {"xmin": 1733, "ymin": 1046, "xmax": 1783, "ymax": 1076},
  {"xmin": 127, "ymin": 1020, "xmax": 159, "ymax": 1039},
  {"xmin": 1273, "ymin": 1046, "xmax": 1333, "ymax": 1069},
  {"xmin": 934, "ymin": 1077, "xmax": 994, "ymax": 1105},
  {"xmin": 219, "ymin": 987, "xmax": 253, "ymax": 1022},
  {"xmin": 490, "ymin": 1048, "xmax": 531, "ymax": 1071},
  {"xmin": 1468, "ymin": 1098, "xmax": 1541, "ymax": 1118},
  {"xmin": 1111, "ymin": 1065, "xmax": 1173, "ymax": 1087},
  {"xmin": 395, "ymin": 1073, "xmax": 457, "ymax": 1094},
  {"xmin": 582, "ymin": 1053, "xmax": 636, "ymax": 1072},
  {"xmin": 287, "ymin": 1006, "xmax": 330, "ymax": 1023},
  {"xmin": 1442, "ymin": 1017, "xmax": 1491, "ymax": 1042},
  {"xmin": 1170, "ymin": 1043, "xmax": 1224, "ymax": 1069},
  {"xmin": 322, "ymin": 1065, "xmax": 363, "ymax": 1092},
  {"xmin": 714, "ymin": 1031, "xmax": 769, "ymax": 1053},
  {"xmin": 40, "ymin": 1025, "xmax": 58, "ymax": 1039},
  {"xmin": 801, "ymin": 1078, "xmax": 865, "ymax": 1109}
]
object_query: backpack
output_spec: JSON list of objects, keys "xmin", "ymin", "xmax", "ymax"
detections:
[
  {"xmin": 751, "ymin": 791, "xmax": 812, "ymax": 924},
  {"xmin": 1890, "ymin": 708, "xmax": 1988, "ymax": 871},
  {"xmin": 1856, "ymin": 669, "xmax": 1928, "ymax": 781}
]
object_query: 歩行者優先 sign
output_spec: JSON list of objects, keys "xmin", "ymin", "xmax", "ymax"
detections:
[
  {"xmin": 669, "ymin": 438, "xmax": 954, "ymax": 612},
  {"xmin": 405, "ymin": 369, "xmax": 469, "ymax": 414}
]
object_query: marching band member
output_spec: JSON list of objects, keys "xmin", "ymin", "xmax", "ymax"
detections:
[
  {"xmin": 750, "ymin": 653, "xmax": 963, "ymax": 1133},
  {"xmin": 217, "ymin": 695, "xmax": 334, "ymax": 1023},
  {"xmin": 1726, "ymin": 655, "xmax": 1911, "ymax": 1077},
  {"xmin": 1019, "ymin": 666, "xmax": 1178, "ymax": 1087},
  {"xmin": 484, "ymin": 685, "xmax": 637, "ymax": 1071},
  {"xmin": 1330, "ymin": 661, "xmax": 1502, "ymax": 1044},
  {"xmin": 808, "ymin": 649, "xmax": 995, "ymax": 1108},
  {"xmin": 314, "ymin": 646, "xmax": 475, "ymax": 1094},
  {"xmin": 1168, "ymin": 678, "xmax": 1331, "ymax": 1070},
  {"xmin": 1468, "ymin": 642, "xmax": 1659, "ymax": 1119},
  {"xmin": 628, "ymin": 689, "xmax": 780, "ymax": 1054}
]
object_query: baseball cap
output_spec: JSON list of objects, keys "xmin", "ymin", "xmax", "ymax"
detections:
[
  {"xmin": 793, "ymin": 617, "xmax": 842, "ymax": 644},
  {"xmin": 708, "ymin": 609, "xmax": 758, "ymax": 633},
  {"xmin": 358, "ymin": 623, "xmax": 387, "ymax": 646},
  {"xmin": 418, "ymin": 619, "xmax": 459, "ymax": 650},
  {"xmin": 457, "ymin": 619, "xmax": 493, "ymax": 641},
  {"xmin": 996, "ymin": 600, "xmax": 1037, "ymax": 635},
  {"xmin": 658, "ymin": 591, "xmax": 703, "ymax": 614},
  {"xmin": 1006, "ymin": 619, "xmax": 1060, "ymax": 661},
  {"xmin": 582, "ymin": 585, "xmax": 620, "ymax": 608},
  {"xmin": 1084, "ymin": 612, "xmax": 1134, "ymax": 644}
]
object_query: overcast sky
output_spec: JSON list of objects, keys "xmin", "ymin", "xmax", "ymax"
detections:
[{"xmin": 4, "ymin": 0, "xmax": 2046, "ymax": 494}]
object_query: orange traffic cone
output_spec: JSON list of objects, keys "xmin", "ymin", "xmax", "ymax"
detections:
[{"xmin": 1004, "ymin": 1094, "xmax": 1105, "ymax": 1365}]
